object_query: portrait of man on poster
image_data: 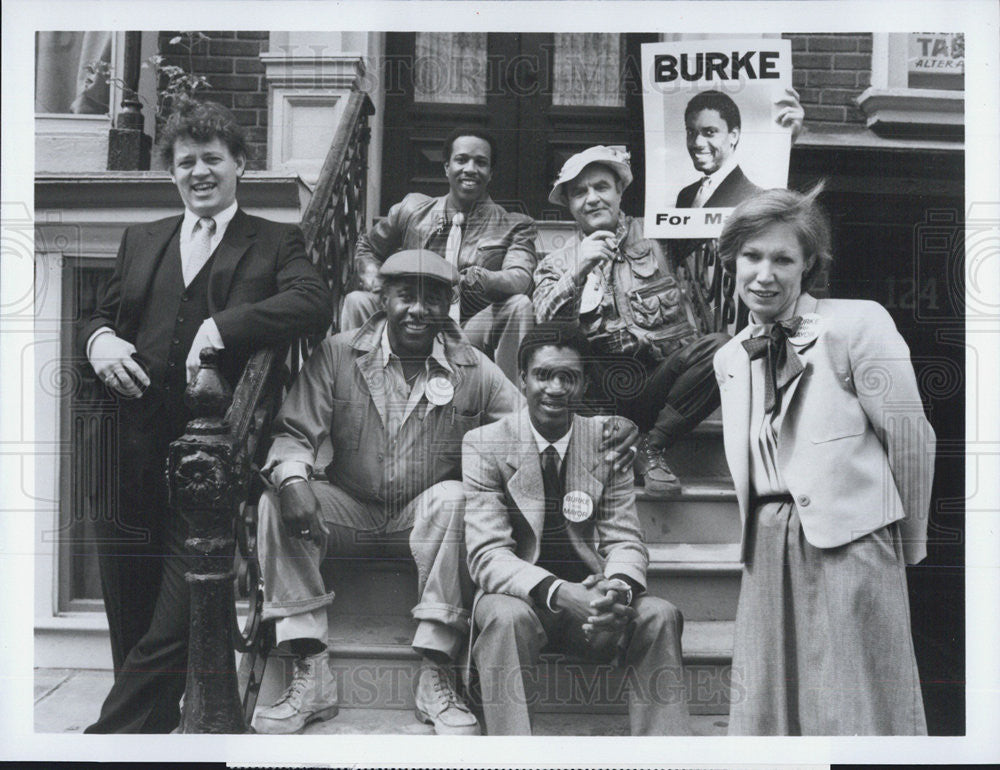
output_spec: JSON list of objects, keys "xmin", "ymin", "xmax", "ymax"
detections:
[{"xmin": 641, "ymin": 39, "xmax": 795, "ymax": 239}]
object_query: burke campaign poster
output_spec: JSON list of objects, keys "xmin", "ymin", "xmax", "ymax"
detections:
[{"xmin": 642, "ymin": 39, "xmax": 793, "ymax": 238}]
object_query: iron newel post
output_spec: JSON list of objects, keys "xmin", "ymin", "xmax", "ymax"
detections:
[{"xmin": 169, "ymin": 348, "xmax": 248, "ymax": 733}]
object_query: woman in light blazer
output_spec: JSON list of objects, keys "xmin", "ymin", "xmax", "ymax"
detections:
[{"xmin": 713, "ymin": 187, "xmax": 934, "ymax": 735}]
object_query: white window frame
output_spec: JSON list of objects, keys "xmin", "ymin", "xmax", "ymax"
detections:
[
  {"xmin": 856, "ymin": 33, "xmax": 963, "ymax": 136},
  {"xmin": 35, "ymin": 31, "xmax": 159, "ymax": 172}
]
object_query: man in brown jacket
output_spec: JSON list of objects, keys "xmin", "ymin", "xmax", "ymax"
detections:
[
  {"xmin": 252, "ymin": 250, "xmax": 519, "ymax": 735},
  {"xmin": 343, "ymin": 127, "xmax": 537, "ymax": 382}
]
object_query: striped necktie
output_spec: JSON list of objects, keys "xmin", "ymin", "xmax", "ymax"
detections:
[{"xmin": 541, "ymin": 445, "xmax": 563, "ymax": 523}]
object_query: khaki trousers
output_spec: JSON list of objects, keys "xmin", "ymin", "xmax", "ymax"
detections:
[
  {"xmin": 472, "ymin": 592, "xmax": 692, "ymax": 735},
  {"xmin": 258, "ymin": 479, "xmax": 473, "ymax": 661}
]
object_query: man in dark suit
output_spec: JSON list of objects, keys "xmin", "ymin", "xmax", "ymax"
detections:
[
  {"xmin": 675, "ymin": 90, "xmax": 762, "ymax": 209},
  {"xmin": 81, "ymin": 97, "xmax": 330, "ymax": 733},
  {"xmin": 463, "ymin": 322, "xmax": 690, "ymax": 735}
]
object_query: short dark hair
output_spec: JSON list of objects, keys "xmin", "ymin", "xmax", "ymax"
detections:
[
  {"xmin": 718, "ymin": 183, "xmax": 832, "ymax": 293},
  {"xmin": 684, "ymin": 90, "xmax": 742, "ymax": 132},
  {"xmin": 442, "ymin": 126, "xmax": 498, "ymax": 169},
  {"xmin": 157, "ymin": 96, "xmax": 250, "ymax": 167},
  {"xmin": 517, "ymin": 321, "xmax": 591, "ymax": 375}
]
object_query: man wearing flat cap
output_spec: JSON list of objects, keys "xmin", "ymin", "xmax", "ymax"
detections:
[
  {"xmin": 251, "ymin": 249, "xmax": 519, "ymax": 735},
  {"xmin": 343, "ymin": 127, "xmax": 537, "ymax": 382},
  {"xmin": 533, "ymin": 146, "xmax": 730, "ymax": 495}
]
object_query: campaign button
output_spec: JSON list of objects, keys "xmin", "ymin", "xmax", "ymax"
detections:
[
  {"xmin": 789, "ymin": 313, "xmax": 821, "ymax": 346},
  {"xmin": 562, "ymin": 490, "xmax": 593, "ymax": 523},
  {"xmin": 426, "ymin": 375, "xmax": 454, "ymax": 406}
]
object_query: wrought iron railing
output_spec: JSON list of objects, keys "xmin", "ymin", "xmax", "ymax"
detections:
[
  {"xmin": 167, "ymin": 90, "xmax": 374, "ymax": 733},
  {"xmin": 301, "ymin": 91, "xmax": 376, "ymax": 335}
]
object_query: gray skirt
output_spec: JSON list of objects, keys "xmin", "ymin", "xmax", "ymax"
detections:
[{"xmin": 728, "ymin": 500, "xmax": 927, "ymax": 735}]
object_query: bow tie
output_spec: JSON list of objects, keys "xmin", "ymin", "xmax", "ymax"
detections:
[{"xmin": 741, "ymin": 317, "xmax": 802, "ymax": 413}]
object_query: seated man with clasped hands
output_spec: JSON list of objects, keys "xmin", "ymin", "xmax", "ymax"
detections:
[{"xmin": 462, "ymin": 321, "xmax": 691, "ymax": 735}]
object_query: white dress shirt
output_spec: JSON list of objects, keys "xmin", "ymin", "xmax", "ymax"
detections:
[{"xmin": 179, "ymin": 200, "xmax": 238, "ymax": 285}]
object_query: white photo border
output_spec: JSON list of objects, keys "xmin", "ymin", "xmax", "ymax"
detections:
[{"xmin": 3, "ymin": 0, "xmax": 998, "ymax": 765}]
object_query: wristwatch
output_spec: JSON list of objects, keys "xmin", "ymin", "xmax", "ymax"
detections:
[{"xmin": 605, "ymin": 578, "xmax": 633, "ymax": 606}]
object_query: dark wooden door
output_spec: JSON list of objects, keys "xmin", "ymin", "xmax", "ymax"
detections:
[{"xmin": 382, "ymin": 32, "xmax": 654, "ymax": 220}]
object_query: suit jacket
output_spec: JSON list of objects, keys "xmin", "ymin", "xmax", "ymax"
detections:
[
  {"xmin": 675, "ymin": 164, "xmax": 762, "ymax": 209},
  {"xmin": 463, "ymin": 408, "xmax": 647, "ymax": 600},
  {"xmin": 80, "ymin": 208, "xmax": 331, "ymax": 412},
  {"xmin": 713, "ymin": 293, "xmax": 935, "ymax": 565}
]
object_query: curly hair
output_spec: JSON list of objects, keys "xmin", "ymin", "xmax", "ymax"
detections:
[
  {"xmin": 517, "ymin": 321, "xmax": 592, "ymax": 376},
  {"xmin": 717, "ymin": 183, "xmax": 832, "ymax": 293},
  {"xmin": 157, "ymin": 96, "xmax": 250, "ymax": 167}
]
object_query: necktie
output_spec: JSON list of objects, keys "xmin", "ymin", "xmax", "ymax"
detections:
[
  {"xmin": 541, "ymin": 446, "xmax": 563, "ymax": 520},
  {"xmin": 691, "ymin": 176, "xmax": 713, "ymax": 208},
  {"xmin": 444, "ymin": 212, "xmax": 464, "ymax": 322},
  {"xmin": 185, "ymin": 217, "xmax": 216, "ymax": 287},
  {"xmin": 741, "ymin": 316, "xmax": 802, "ymax": 413}
]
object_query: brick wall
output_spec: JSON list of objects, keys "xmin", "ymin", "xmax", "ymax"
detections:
[
  {"xmin": 784, "ymin": 33, "xmax": 873, "ymax": 126},
  {"xmin": 157, "ymin": 31, "xmax": 269, "ymax": 168},
  {"xmin": 152, "ymin": 30, "xmax": 873, "ymax": 169}
]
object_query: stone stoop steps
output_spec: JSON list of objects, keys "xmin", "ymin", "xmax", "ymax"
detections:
[
  {"xmin": 248, "ymin": 224, "xmax": 744, "ymax": 733},
  {"xmin": 249, "ymin": 416, "xmax": 743, "ymax": 732}
]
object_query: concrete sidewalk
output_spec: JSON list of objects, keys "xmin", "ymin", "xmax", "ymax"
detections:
[
  {"xmin": 34, "ymin": 667, "xmax": 729, "ymax": 735},
  {"xmin": 35, "ymin": 669, "xmax": 108, "ymax": 733}
]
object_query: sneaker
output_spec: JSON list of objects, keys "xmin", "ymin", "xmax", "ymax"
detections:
[
  {"xmin": 251, "ymin": 652, "xmax": 339, "ymax": 734},
  {"xmin": 638, "ymin": 436, "xmax": 682, "ymax": 497},
  {"xmin": 414, "ymin": 663, "xmax": 481, "ymax": 735}
]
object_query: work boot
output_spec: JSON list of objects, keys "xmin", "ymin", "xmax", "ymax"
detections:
[
  {"xmin": 251, "ymin": 652, "xmax": 339, "ymax": 734},
  {"xmin": 637, "ymin": 435, "xmax": 682, "ymax": 497},
  {"xmin": 414, "ymin": 663, "xmax": 481, "ymax": 735}
]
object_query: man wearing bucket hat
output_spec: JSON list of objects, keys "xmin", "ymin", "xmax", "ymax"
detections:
[
  {"xmin": 342, "ymin": 127, "xmax": 537, "ymax": 383},
  {"xmin": 533, "ymin": 146, "xmax": 730, "ymax": 495},
  {"xmin": 251, "ymin": 249, "xmax": 520, "ymax": 735}
]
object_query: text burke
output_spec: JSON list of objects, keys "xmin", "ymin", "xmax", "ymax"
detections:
[{"xmin": 654, "ymin": 51, "xmax": 780, "ymax": 82}]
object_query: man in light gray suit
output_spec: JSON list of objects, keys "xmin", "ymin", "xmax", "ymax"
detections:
[{"xmin": 462, "ymin": 321, "xmax": 691, "ymax": 735}]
